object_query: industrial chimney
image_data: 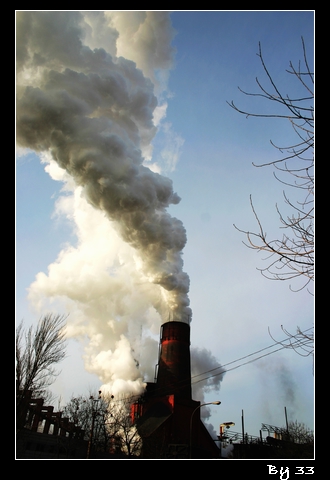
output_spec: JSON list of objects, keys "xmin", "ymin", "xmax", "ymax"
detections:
[
  {"xmin": 131, "ymin": 320, "xmax": 220, "ymax": 458},
  {"xmin": 155, "ymin": 321, "xmax": 192, "ymax": 399}
]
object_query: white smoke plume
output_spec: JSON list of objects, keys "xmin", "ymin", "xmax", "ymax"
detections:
[
  {"xmin": 16, "ymin": 12, "xmax": 218, "ymax": 400},
  {"xmin": 27, "ymin": 153, "xmax": 166, "ymax": 396}
]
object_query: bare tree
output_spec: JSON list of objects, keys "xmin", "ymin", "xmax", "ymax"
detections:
[
  {"xmin": 62, "ymin": 392, "xmax": 142, "ymax": 458},
  {"xmin": 108, "ymin": 395, "xmax": 142, "ymax": 457},
  {"xmin": 16, "ymin": 313, "xmax": 67, "ymax": 427},
  {"xmin": 228, "ymin": 38, "xmax": 314, "ymax": 294},
  {"xmin": 285, "ymin": 420, "xmax": 314, "ymax": 444},
  {"xmin": 62, "ymin": 392, "xmax": 113, "ymax": 456}
]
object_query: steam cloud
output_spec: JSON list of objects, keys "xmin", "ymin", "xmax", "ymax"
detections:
[{"xmin": 16, "ymin": 12, "xmax": 222, "ymax": 400}]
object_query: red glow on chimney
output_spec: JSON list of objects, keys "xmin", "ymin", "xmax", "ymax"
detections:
[{"xmin": 156, "ymin": 321, "xmax": 192, "ymax": 399}]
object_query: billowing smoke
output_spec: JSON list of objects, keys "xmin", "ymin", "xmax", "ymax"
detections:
[
  {"xmin": 16, "ymin": 12, "xmax": 220, "ymax": 401},
  {"xmin": 17, "ymin": 11, "xmax": 190, "ymax": 320}
]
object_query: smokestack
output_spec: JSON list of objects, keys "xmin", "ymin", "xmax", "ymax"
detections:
[{"xmin": 156, "ymin": 321, "xmax": 192, "ymax": 399}]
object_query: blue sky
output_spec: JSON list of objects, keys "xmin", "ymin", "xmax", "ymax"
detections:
[{"xmin": 16, "ymin": 11, "xmax": 314, "ymax": 441}]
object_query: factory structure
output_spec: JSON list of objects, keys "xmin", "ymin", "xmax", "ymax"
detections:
[
  {"xmin": 16, "ymin": 320, "xmax": 314, "ymax": 459},
  {"xmin": 130, "ymin": 321, "xmax": 220, "ymax": 459}
]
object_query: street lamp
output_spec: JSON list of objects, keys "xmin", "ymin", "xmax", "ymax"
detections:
[
  {"xmin": 189, "ymin": 401, "xmax": 221, "ymax": 459},
  {"xmin": 219, "ymin": 422, "xmax": 235, "ymax": 458}
]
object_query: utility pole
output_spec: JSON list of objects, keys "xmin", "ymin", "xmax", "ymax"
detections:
[
  {"xmin": 284, "ymin": 406, "xmax": 289, "ymax": 433},
  {"xmin": 86, "ymin": 391, "xmax": 102, "ymax": 459},
  {"xmin": 241, "ymin": 410, "xmax": 245, "ymax": 443},
  {"xmin": 241, "ymin": 409, "xmax": 245, "ymax": 458}
]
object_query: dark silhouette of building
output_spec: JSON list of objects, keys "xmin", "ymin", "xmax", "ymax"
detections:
[{"xmin": 16, "ymin": 389, "xmax": 88, "ymax": 459}]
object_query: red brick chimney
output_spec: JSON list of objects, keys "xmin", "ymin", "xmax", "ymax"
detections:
[{"xmin": 156, "ymin": 321, "xmax": 192, "ymax": 399}]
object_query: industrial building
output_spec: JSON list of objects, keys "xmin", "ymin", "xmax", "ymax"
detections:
[{"xmin": 130, "ymin": 320, "xmax": 220, "ymax": 459}]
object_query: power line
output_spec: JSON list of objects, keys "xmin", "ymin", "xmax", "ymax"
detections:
[
  {"xmin": 76, "ymin": 327, "xmax": 313, "ymax": 404},
  {"xmin": 191, "ymin": 327, "xmax": 313, "ymax": 386}
]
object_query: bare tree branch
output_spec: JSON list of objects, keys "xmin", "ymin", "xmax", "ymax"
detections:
[
  {"xmin": 268, "ymin": 325, "xmax": 314, "ymax": 372},
  {"xmin": 229, "ymin": 37, "xmax": 314, "ymax": 294}
]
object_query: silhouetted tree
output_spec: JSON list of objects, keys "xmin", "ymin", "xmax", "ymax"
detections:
[
  {"xmin": 109, "ymin": 395, "xmax": 142, "ymax": 457},
  {"xmin": 286, "ymin": 420, "xmax": 314, "ymax": 444},
  {"xmin": 229, "ymin": 38, "xmax": 314, "ymax": 294},
  {"xmin": 16, "ymin": 313, "xmax": 67, "ymax": 427},
  {"xmin": 63, "ymin": 392, "xmax": 142, "ymax": 458}
]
